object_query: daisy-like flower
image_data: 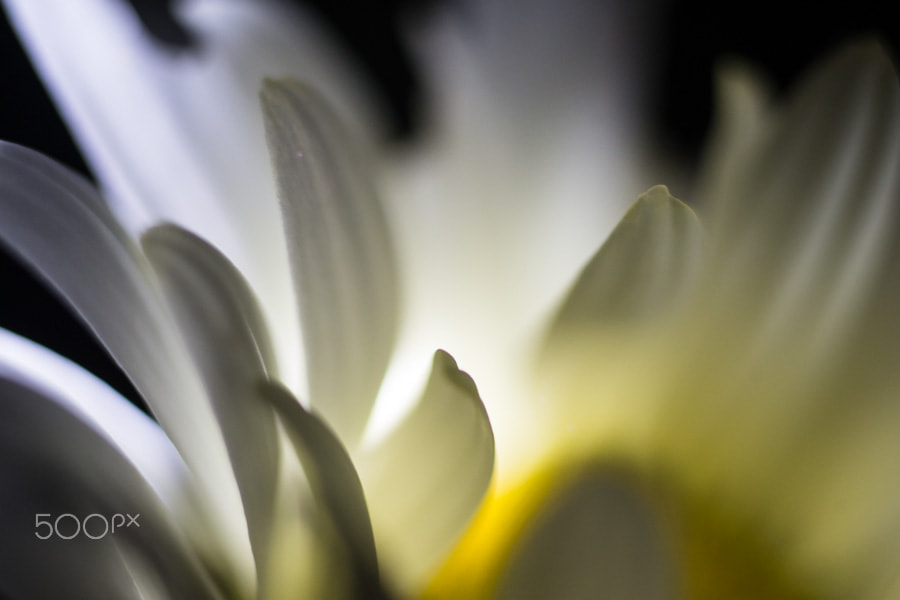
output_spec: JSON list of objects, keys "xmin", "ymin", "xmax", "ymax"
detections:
[{"xmin": 2, "ymin": 1, "xmax": 897, "ymax": 600}]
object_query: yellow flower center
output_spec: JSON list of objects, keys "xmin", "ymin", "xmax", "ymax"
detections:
[{"xmin": 422, "ymin": 459, "xmax": 812, "ymax": 599}]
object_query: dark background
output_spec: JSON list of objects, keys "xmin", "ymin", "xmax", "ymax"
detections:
[{"xmin": 0, "ymin": 0, "xmax": 897, "ymax": 411}]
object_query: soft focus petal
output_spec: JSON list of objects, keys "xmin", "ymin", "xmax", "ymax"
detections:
[
  {"xmin": 546, "ymin": 185, "xmax": 703, "ymax": 341},
  {"xmin": 0, "ymin": 142, "xmax": 253, "ymax": 591},
  {"xmin": 541, "ymin": 41, "xmax": 900, "ymax": 598},
  {"xmin": 0, "ymin": 334, "xmax": 223, "ymax": 599},
  {"xmin": 2, "ymin": 0, "xmax": 380, "ymax": 397},
  {"xmin": 261, "ymin": 79, "xmax": 399, "ymax": 446},
  {"xmin": 0, "ymin": 328, "xmax": 193, "ymax": 524},
  {"xmin": 698, "ymin": 40, "xmax": 900, "ymax": 371},
  {"xmin": 361, "ymin": 350, "xmax": 494, "ymax": 593},
  {"xmin": 260, "ymin": 381, "xmax": 379, "ymax": 590},
  {"xmin": 142, "ymin": 224, "xmax": 280, "ymax": 587}
]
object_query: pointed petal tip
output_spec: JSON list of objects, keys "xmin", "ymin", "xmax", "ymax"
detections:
[{"xmin": 635, "ymin": 185, "xmax": 696, "ymax": 217}]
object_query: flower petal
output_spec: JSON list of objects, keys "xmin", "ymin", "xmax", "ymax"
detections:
[
  {"xmin": 261, "ymin": 79, "xmax": 399, "ymax": 446},
  {"xmin": 0, "ymin": 142, "xmax": 252, "ymax": 591},
  {"xmin": 360, "ymin": 350, "xmax": 494, "ymax": 592},
  {"xmin": 492, "ymin": 470, "xmax": 676, "ymax": 600},
  {"xmin": 698, "ymin": 40, "xmax": 900, "ymax": 369},
  {"xmin": 142, "ymin": 224, "xmax": 280, "ymax": 585},
  {"xmin": 2, "ymin": 0, "xmax": 380, "ymax": 397},
  {"xmin": 546, "ymin": 185, "xmax": 703, "ymax": 341},
  {"xmin": 0, "ymin": 333, "xmax": 224, "ymax": 599},
  {"xmin": 259, "ymin": 381, "xmax": 379, "ymax": 584}
]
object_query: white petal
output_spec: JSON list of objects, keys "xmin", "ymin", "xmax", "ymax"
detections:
[
  {"xmin": 142, "ymin": 224, "xmax": 281, "ymax": 585},
  {"xmin": 0, "ymin": 332, "xmax": 223, "ymax": 599},
  {"xmin": 546, "ymin": 185, "xmax": 704, "ymax": 342},
  {"xmin": 261, "ymin": 79, "xmax": 399, "ymax": 446},
  {"xmin": 360, "ymin": 350, "xmax": 494, "ymax": 592},
  {"xmin": 260, "ymin": 381, "xmax": 379, "ymax": 585},
  {"xmin": 0, "ymin": 142, "xmax": 253, "ymax": 592},
  {"xmin": 493, "ymin": 470, "xmax": 676, "ymax": 600},
  {"xmin": 3, "ymin": 0, "xmax": 379, "ymax": 398}
]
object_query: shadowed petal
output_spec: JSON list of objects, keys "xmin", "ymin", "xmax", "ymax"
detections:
[
  {"xmin": 0, "ymin": 334, "xmax": 224, "ymax": 599},
  {"xmin": 143, "ymin": 224, "xmax": 281, "ymax": 588},
  {"xmin": 698, "ymin": 40, "xmax": 900, "ymax": 370},
  {"xmin": 259, "ymin": 381, "xmax": 379, "ymax": 586},
  {"xmin": 493, "ymin": 470, "xmax": 676, "ymax": 600},
  {"xmin": 0, "ymin": 142, "xmax": 253, "ymax": 592}
]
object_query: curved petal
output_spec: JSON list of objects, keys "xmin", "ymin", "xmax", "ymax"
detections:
[
  {"xmin": 142, "ymin": 224, "xmax": 280, "ymax": 586},
  {"xmin": 0, "ymin": 142, "xmax": 253, "ymax": 591},
  {"xmin": 545, "ymin": 185, "xmax": 703, "ymax": 344},
  {"xmin": 261, "ymin": 79, "xmax": 399, "ymax": 446},
  {"xmin": 0, "ymin": 332, "xmax": 224, "ymax": 599},
  {"xmin": 360, "ymin": 350, "xmax": 494, "ymax": 592},
  {"xmin": 2, "ymin": 0, "xmax": 380, "ymax": 396},
  {"xmin": 260, "ymin": 381, "xmax": 378, "ymax": 585}
]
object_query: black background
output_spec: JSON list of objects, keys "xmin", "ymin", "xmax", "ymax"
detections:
[{"xmin": 0, "ymin": 0, "xmax": 897, "ymax": 410}]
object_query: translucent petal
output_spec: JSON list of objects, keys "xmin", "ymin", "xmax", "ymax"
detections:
[
  {"xmin": 360, "ymin": 350, "xmax": 494, "ymax": 592},
  {"xmin": 546, "ymin": 185, "xmax": 703, "ymax": 342},
  {"xmin": 0, "ymin": 142, "xmax": 252, "ymax": 590},
  {"xmin": 142, "ymin": 224, "xmax": 280, "ymax": 585},
  {"xmin": 261, "ymin": 79, "xmax": 399, "ymax": 446}
]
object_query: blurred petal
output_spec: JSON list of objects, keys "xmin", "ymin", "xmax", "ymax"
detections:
[
  {"xmin": 539, "ymin": 41, "xmax": 900, "ymax": 598},
  {"xmin": 546, "ymin": 185, "xmax": 703, "ymax": 341},
  {"xmin": 259, "ymin": 382, "xmax": 378, "ymax": 583},
  {"xmin": 0, "ymin": 142, "xmax": 253, "ymax": 590},
  {"xmin": 2, "ymin": 0, "xmax": 380, "ymax": 397},
  {"xmin": 261, "ymin": 79, "xmax": 399, "ymax": 445},
  {"xmin": 692, "ymin": 60, "xmax": 772, "ymax": 211},
  {"xmin": 698, "ymin": 40, "xmax": 900, "ymax": 370},
  {"xmin": 389, "ymin": 0, "xmax": 663, "ymax": 333},
  {"xmin": 142, "ymin": 224, "xmax": 280, "ymax": 585},
  {"xmin": 0, "ymin": 339, "xmax": 223, "ymax": 599},
  {"xmin": 361, "ymin": 350, "xmax": 494, "ymax": 592},
  {"xmin": 493, "ymin": 470, "xmax": 676, "ymax": 600},
  {"xmin": 0, "ymin": 327, "xmax": 192, "ymax": 523}
]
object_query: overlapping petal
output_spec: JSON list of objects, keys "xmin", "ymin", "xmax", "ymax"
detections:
[
  {"xmin": 1, "ymin": 0, "xmax": 382, "ymax": 398},
  {"xmin": 143, "ymin": 224, "xmax": 281, "ymax": 585},
  {"xmin": 0, "ymin": 142, "xmax": 253, "ymax": 589}
]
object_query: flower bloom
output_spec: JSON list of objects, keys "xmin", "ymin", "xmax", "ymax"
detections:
[{"xmin": 1, "ymin": 0, "xmax": 898, "ymax": 599}]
